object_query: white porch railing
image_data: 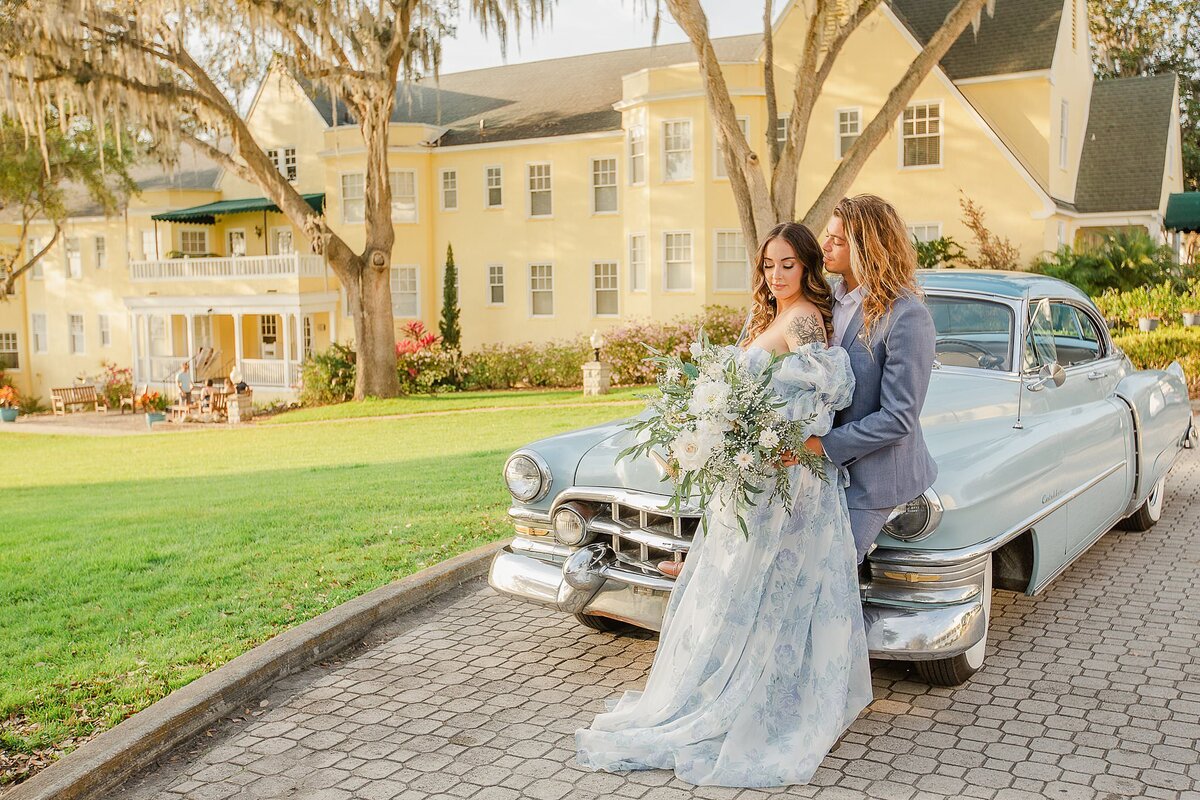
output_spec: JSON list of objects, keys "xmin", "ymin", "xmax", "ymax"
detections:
[
  {"xmin": 130, "ymin": 254, "xmax": 327, "ymax": 282},
  {"xmin": 148, "ymin": 356, "xmax": 184, "ymax": 382},
  {"xmin": 240, "ymin": 358, "xmax": 298, "ymax": 388}
]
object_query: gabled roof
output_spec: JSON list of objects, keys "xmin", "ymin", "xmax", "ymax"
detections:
[
  {"xmin": 1074, "ymin": 73, "xmax": 1177, "ymax": 213},
  {"xmin": 890, "ymin": 0, "xmax": 1063, "ymax": 80},
  {"xmin": 307, "ymin": 35, "xmax": 761, "ymax": 145}
]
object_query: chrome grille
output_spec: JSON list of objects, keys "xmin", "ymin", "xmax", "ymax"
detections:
[{"xmin": 550, "ymin": 488, "xmax": 699, "ymax": 574}]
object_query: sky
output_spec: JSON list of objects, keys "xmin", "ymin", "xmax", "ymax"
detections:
[{"xmin": 436, "ymin": 0, "xmax": 771, "ymax": 75}]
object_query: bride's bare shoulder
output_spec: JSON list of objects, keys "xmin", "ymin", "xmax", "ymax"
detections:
[{"xmin": 780, "ymin": 304, "xmax": 826, "ymax": 347}]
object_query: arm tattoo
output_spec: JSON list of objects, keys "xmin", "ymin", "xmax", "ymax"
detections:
[{"xmin": 786, "ymin": 314, "xmax": 826, "ymax": 347}]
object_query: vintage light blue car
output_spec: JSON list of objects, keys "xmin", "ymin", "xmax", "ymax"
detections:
[{"xmin": 488, "ymin": 270, "xmax": 1196, "ymax": 685}]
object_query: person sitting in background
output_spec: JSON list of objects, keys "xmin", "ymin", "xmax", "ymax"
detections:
[
  {"xmin": 224, "ymin": 377, "xmax": 236, "ymax": 396},
  {"xmin": 198, "ymin": 379, "xmax": 216, "ymax": 412}
]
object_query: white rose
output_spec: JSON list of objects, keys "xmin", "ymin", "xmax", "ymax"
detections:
[
  {"xmin": 694, "ymin": 419, "xmax": 729, "ymax": 446},
  {"xmin": 758, "ymin": 428, "xmax": 781, "ymax": 449},
  {"xmin": 688, "ymin": 379, "xmax": 731, "ymax": 415},
  {"xmin": 689, "ymin": 341, "xmax": 703, "ymax": 359},
  {"xmin": 670, "ymin": 429, "xmax": 713, "ymax": 472}
]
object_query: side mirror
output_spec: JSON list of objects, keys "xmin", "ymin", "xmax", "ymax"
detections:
[{"xmin": 1026, "ymin": 362, "xmax": 1066, "ymax": 392}]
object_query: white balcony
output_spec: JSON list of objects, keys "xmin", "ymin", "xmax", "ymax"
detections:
[
  {"xmin": 130, "ymin": 254, "xmax": 327, "ymax": 282},
  {"xmin": 240, "ymin": 358, "xmax": 299, "ymax": 388}
]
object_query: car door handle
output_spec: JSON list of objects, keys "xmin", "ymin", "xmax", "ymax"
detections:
[{"xmin": 1087, "ymin": 370, "xmax": 1108, "ymax": 380}]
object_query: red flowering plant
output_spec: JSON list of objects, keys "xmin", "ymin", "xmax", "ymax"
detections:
[
  {"xmin": 0, "ymin": 384, "xmax": 19, "ymax": 408},
  {"xmin": 98, "ymin": 360, "xmax": 134, "ymax": 409},
  {"xmin": 140, "ymin": 390, "xmax": 168, "ymax": 412},
  {"xmin": 395, "ymin": 321, "xmax": 455, "ymax": 394}
]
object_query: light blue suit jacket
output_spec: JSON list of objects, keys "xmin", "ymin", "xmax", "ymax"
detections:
[{"xmin": 822, "ymin": 291, "xmax": 938, "ymax": 510}]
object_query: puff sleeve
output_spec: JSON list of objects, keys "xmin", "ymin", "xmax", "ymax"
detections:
[{"xmin": 769, "ymin": 342, "xmax": 855, "ymax": 437}]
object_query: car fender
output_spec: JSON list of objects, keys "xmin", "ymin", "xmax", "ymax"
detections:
[{"xmin": 1114, "ymin": 362, "xmax": 1191, "ymax": 515}]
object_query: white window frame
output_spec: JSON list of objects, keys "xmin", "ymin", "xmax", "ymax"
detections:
[
  {"xmin": 391, "ymin": 264, "xmax": 420, "ymax": 318},
  {"xmin": 227, "ymin": 229, "xmax": 247, "ymax": 258},
  {"xmin": 341, "ymin": 172, "xmax": 366, "ymax": 224},
  {"xmin": 1059, "ymin": 99, "xmax": 1070, "ymax": 170},
  {"xmin": 68, "ymin": 313, "xmax": 85, "ymax": 355},
  {"xmin": 775, "ymin": 115, "xmax": 789, "ymax": 148},
  {"xmin": 527, "ymin": 162, "xmax": 553, "ymax": 219},
  {"xmin": 662, "ymin": 118, "xmax": 694, "ymax": 182},
  {"xmin": 528, "ymin": 263, "xmax": 554, "ymax": 318},
  {"xmin": 65, "ymin": 237, "xmax": 82, "ymax": 278},
  {"xmin": 1057, "ymin": 220, "xmax": 1068, "ymax": 249},
  {"xmin": 591, "ymin": 261, "xmax": 620, "ymax": 318},
  {"xmin": 484, "ymin": 165, "xmax": 503, "ymax": 209},
  {"xmin": 628, "ymin": 108, "xmax": 647, "ymax": 186},
  {"xmin": 28, "ymin": 237, "xmax": 44, "ymax": 280},
  {"xmin": 628, "ymin": 232, "xmax": 648, "ymax": 294},
  {"xmin": 389, "ymin": 169, "xmax": 418, "ymax": 224},
  {"xmin": 271, "ymin": 227, "xmax": 295, "ymax": 255},
  {"xmin": 899, "ymin": 100, "xmax": 944, "ymax": 170},
  {"xmin": 180, "ymin": 229, "xmax": 209, "ymax": 256},
  {"xmin": 836, "ymin": 107, "xmax": 862, "ymax": 160},
  {"xmin": 440, "ymin": 169, "xmax": 458, "ymax": 212},
  {"xmin": 714, "ymin": 116, "xmax": 749, "ymax": 180},
  {"xmin": 303, "ymin": 315, "xmax": 313, "ymax": 358},
  {"xmin": 906, "ymin": 222, "xmax": 943, "ymax": 244},
  {"xmin": 591, "ymin": 156, "xmax": 619, "ymax": 215},
  {"xmin": 98, "ymin": 314, "xmax": 112, "ymax": 348},
  {"xmin": 267, "ymin": 146, "xmax": 298, "ymax": 182},
  {"xmin": 141, "ymin": 230, "xmax": 156, "ymax": 261},
  {"xmin": 31, "ymin": 313, "xmax": 47, "ymax": 353},
  {"xmin": 487, "ymin": 263, "xmax": 505, "ymax": 306},
  {"xmin": 94, "ymin": 236, "xmax": 107, "ymax": 269},
  {"xmin": 662, "ymin": 231, "xmax": 694, "ymax": 292},
  {"xmin": 0, "ymin": 331, "xmax": 19, "ymax": 371},
  {"xmin": 713, "ymin": 229, "xmax": 750, "ymax": 293}
]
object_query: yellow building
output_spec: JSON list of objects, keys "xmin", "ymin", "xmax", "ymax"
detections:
[{"xmin": 0, "ymin": 0, "xmax": 1185, "ymax": 402}]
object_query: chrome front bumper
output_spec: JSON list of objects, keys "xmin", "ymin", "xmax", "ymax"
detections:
[{"xmin": 488, "ymin": 537, "xmax": 988, "ymax": 661}]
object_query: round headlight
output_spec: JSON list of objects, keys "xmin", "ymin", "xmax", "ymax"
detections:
[
  {"xmin": 882, "ymin": 490, "xmax": 943, "ymax": 542},
  {"xmin": 553, "ymin": 507, "xmax": 588, "ymax": 546},
  {"xmin": 504, "ymin": 452, "xmax": 549, "ymax": 502}
]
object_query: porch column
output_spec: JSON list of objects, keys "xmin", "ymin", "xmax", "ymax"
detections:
[
  {"xmin": 233, "ymin": 313, "xmax": 244, "ymax": 372},
  {"xmin": 133, "ymin": 314, "xmax": 144, "ymax": 384},
  {"xmin": 282, "ymin": 311, "xmax": 293, "ymax": 387},
  {"xmin": 329, "ymin": 305, "xmax": 337, "ymax": 347},
  {"xmin": 186, "ymin": 313, "xmax": 196, "ymax": 371}
]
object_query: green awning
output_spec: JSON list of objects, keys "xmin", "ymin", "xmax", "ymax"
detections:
[
  {"xmin": 1165, "ymin": 193, "xmax": 1200, "ymax": 233},
  {"xmin": 151, "ymin": 193, "xmax": 325, "ymax": 225}
]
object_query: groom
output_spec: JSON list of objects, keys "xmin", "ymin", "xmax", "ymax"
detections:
[{"xmin": 803, "ymin": 194, "xmax": 938, "ymax": 564}]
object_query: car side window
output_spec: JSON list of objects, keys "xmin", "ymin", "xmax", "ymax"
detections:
[{"xmin": 1049, "ymin": 303, "xmax": 1103, "ymax": 367}]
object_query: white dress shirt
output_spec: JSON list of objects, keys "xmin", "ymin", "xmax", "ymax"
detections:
[{"xmin": 832, "ymin": 279, "xmax": 866, "ymax": 347}]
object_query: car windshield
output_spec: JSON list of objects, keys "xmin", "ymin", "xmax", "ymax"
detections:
[{"xmin": 927, "ymin": 295, "xmax": 1014, "ymax": 372}]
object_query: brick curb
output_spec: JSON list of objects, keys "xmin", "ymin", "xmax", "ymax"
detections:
[{"xmin": 4, "ymin": 540, "xmax": 507, "ymax": 800}]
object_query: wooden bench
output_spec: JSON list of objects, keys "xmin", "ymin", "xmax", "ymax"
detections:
[{"xmin": 51, "ymin": 385, "xmax": 108, "ymax": 415}]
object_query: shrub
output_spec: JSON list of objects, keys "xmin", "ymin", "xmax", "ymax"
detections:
[
  {"xmin": 300, "ymin": 342, "xmax": 357, "ymax": 405},
  {"xmin": 960, "ymin": 195, "xmax": 1021, "ymax": 270},
  {"xmin": 914, "ymin": 236, "xmax": 968, "ymax": 269},
  {"xmin": 1094, "ymin": 281, "xmax": 1192, "ymax": 330},
  {"xmin": 18, "ymin": 394, "xmax": 47, "ymax": 414},
  {"xmin": 1114, "ymin": 327, "xmax": 1200, "ymax": 396},
  {"xmin": 395, "ymin": 321, "xmax": 456, "ymax": 394},
  {"xmin": 97, "ymin": 360, "xmax": 133, "ymax": 409},
  {"xmin": 1032, "ymin": 231, "xmax": 1189, "ymax": 296}
]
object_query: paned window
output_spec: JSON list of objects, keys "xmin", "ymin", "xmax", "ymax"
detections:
[
  {"xmin": 65, "ymin": 237, "xmax": 81, "ymax": 278},
  {"xmin": 528, "ymin": 164, "xmax": 552, "ymax": 217},
  {"xmin": 486, "ymin": 166, "xmax": 503, "ymax": 207},
  {"xmin": 180, "ymin": 230, "xmax": 207, "ymax": 255},
  {"xmin": 593, "ymin": 262, "xmax": 619, "ymax": 316},
  {"xmin": 29, "ymin": 237, "xmax": 44, "ymax": 279},
  {"xmin": 628, "ymin": 109, "xmax": 647, "ymax": 184},
  {"xmin": 488, "ymin": 264, "xmax": 505, "ymax": 304},
  {"xmin": 98, "ymin": 314, "xmax": 111, "ymax": 347},
  {"xmin": 663, "ymin": 120, "xmax": 693, "ymax": 181},
  {"xmin": 441, "ymin": 170, "xmax": 458, "ymax": 210},
  {"xmin": 838, "ymin": 108, "xmax": 861, "ymax": 159},
  {"xmin": 31, "ymin": 313, "xmax": 47, "ymax": 353},
  {"xmin": 390, "ymin": 170, "xmax": 417, "ymax": 223},
  {"xmin": 906, "ymin": 223, "xmax": 942, "ymax": 243},
  {"xmin": 68, "ymin": 313, "xmax": 84, "ymax": 354},
  {"xmin": 95, "ymin": 236, "xmax": 107, "ymax": 269},
  {"xmin": 0, "ymin": 332, "xmax": 18, "ymax": 369},
  {"xmin": 664, "ymin": 232, "xmax": 693, "ymax": 291},
  {"xmin": 267, "ymin": 147, "xmax": 298, "ymax": 181},
  {"xmin": 391, "ymin": 265, "xmax": 419, "ymax": 317},
  {"xmin": 629, "ymin": 234, "xmax": 647, "ymax": 293},
  {"xmin": 902, "ymin": 102, "xmax": 942, "ymax": 167},
  {"xmin": 530, "ymin": 264, "xmax": 553, "ymax": 316},
  {"xmin": 342, "ymin": 173, "xmax": 365, "ymax": 223},
  {"xmin": 592, "ymin": 157, "xmax": 617, "ymax": 213},
  {"xmin": 714, "ymin": 231, "xmax": 749, "ymax": 291},
  {"xmin": 714, "ymin": 117, "xmax": 748, "ymax": 179}
]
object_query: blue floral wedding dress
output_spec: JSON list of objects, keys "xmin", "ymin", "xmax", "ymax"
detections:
[{"xmin": 575, "ymin": 341, "xmax": 874, "ymax": 787}]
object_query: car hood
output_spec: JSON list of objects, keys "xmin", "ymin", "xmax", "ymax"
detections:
[{"xmin": 572, "ymin": 370, "xmax": 1022, "ymax": 494}]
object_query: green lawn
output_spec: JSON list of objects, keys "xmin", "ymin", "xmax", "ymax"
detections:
[
  {"xmin": 263, "ymin": 385, "xmax": 647, "ymax": 424},
  {"xmin": 0, "ymin": 400, "xmax": 636, "ymax": 782}
]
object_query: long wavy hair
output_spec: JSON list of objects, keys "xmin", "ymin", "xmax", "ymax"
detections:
[
  {"xmin": 744, "ymin": 222, "xmax": 834, "ymax": 346},
  {"xmin": 832, "ymin": 194, "xmax": 921, "ymax": 343}
]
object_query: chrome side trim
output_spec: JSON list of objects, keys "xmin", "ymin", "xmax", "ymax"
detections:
[
  {"xmin": 508, "ymin": 505, "xmax": 551, "ymax": 526},
  {"xmin": 872, "ymin": 461, "xmax": 1126, "ymax": 567},
  {"xmin": 511, "ymin": 535, "xmax": 572, "ymax": 560}
]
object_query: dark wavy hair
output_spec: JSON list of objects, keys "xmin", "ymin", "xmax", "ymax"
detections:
[{"xmin": 745, "ymin": 222, "xmax": 834, "ymax": 345}]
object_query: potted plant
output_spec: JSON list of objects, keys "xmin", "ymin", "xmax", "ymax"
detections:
[
  {"xmin": 0, "ymin": 385, "xmax": 19, "ymax": 422},
  {"xmin": 141, "ymin": 390, "xmax": 168, "ymax": 427},
  {"xmin": 1136, "ymin": 307, "xmax": 1160, "ymax": 332},
  {"xmin": 1183, "ymin": 310, "xmax": 1200, "ymax": 327}
]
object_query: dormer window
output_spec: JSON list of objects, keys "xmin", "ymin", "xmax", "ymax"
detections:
[{"xmin": 267, "ymin": 147, "xmax": 298, "ymax": 182}]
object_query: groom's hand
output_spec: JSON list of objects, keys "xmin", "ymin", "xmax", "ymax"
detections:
[{"xmin": 802, "ymin": 436, "xmax": 825, "ymax": 457}]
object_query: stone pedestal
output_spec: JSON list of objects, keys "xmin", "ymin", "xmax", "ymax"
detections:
[
  {"xmin": 227, "ymin": 393, "xmax": 254, "ymax": 423},
  {"xmin": 582, "ymin": 361, "xmax": 611, "ymax": 396}
]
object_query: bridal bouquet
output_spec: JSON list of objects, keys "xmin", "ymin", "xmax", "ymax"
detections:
[{"xmin": 618, "ymin": 329, "xmax": 826, "ymax": 539}]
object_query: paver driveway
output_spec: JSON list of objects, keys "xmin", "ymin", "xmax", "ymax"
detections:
[{"xmin": 109, "ymin": 450, "xmax": 1200, "ymax": 800}]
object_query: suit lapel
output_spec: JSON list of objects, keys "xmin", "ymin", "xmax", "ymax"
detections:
[{"xmin": 840, "ymin": 304, "xmax": 865, "ymax": 350}]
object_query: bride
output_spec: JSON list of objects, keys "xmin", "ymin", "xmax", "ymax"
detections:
[{"xmin": 574, "ymin": 221, "xmax": 874, "ymax": 787}]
